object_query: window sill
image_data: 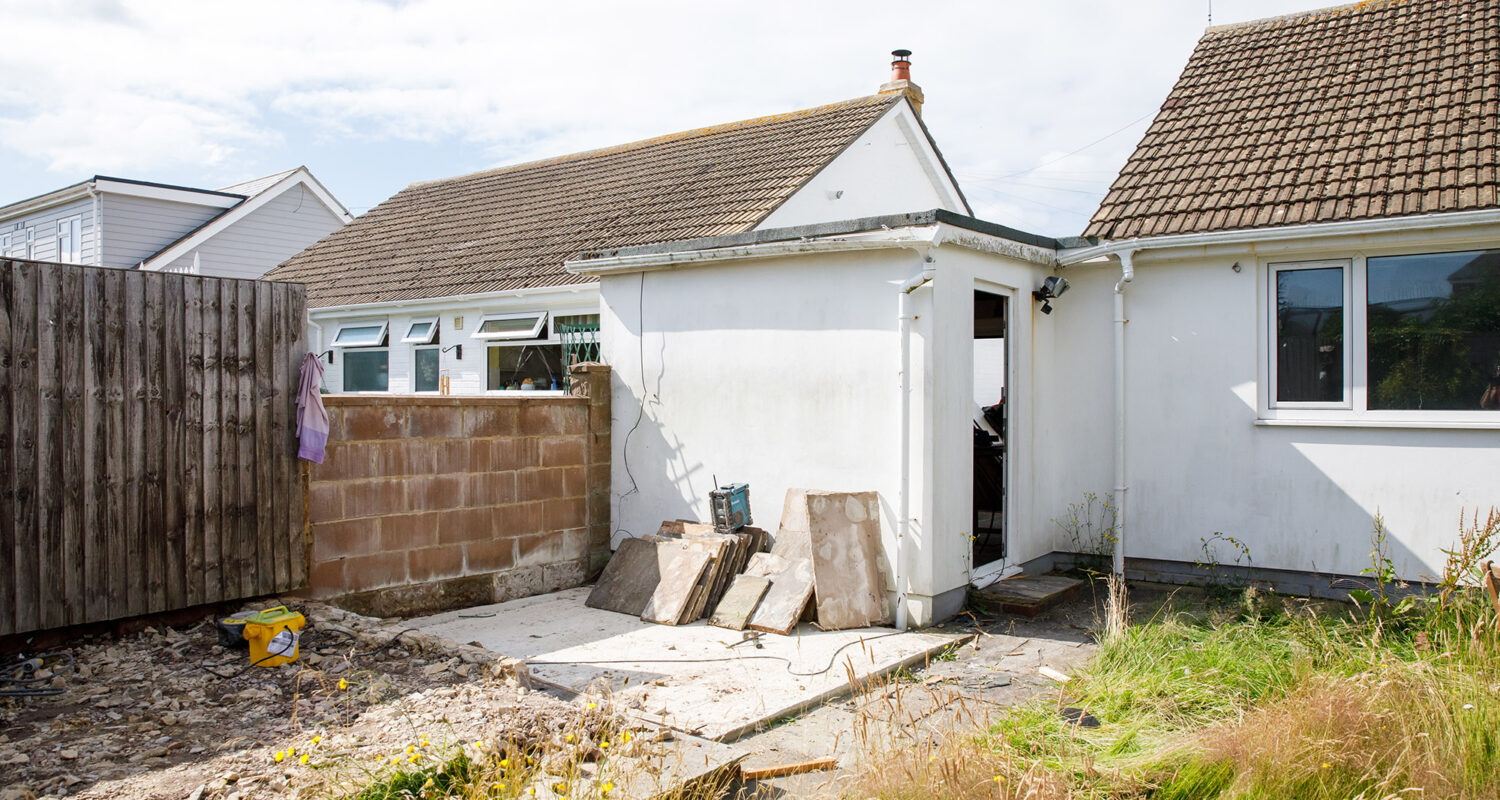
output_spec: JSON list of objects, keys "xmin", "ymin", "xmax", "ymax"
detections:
[{"xmin": 1255, "ymin": 418, "xmax": 1500, "ymax": 430}]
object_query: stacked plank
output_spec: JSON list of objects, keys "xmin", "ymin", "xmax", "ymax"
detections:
[
  {"xmin": 585, "ymin": 490, "xmax": 894, "ymax": 636},
  {"xmin": 585, "ymin": 521, "xmax": 768, "ymax": 626}
]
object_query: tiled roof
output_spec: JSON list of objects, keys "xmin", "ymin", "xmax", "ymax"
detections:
[
  {"xmin": 1085, "ymin": 0, "xmax": 1500, "ymax": 240},
  {"xmin": 268, "ymin": 95, "xmax": 903, "ymax": 307}
]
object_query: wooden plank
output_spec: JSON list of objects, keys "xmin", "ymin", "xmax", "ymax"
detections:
[
  {"xmin": 0, "ymin": 263, "xmax": 13, "ymax": 635},
  {"xmin": 102, "ymin": 269, "xmax": 127, "ymax": 619},
  {"xmin": 269, "ymin": 283, "xmax": 290, "ymax": 592},
  {"xmin": 217, "ymin": 279, "xmax": 239, "ymax": 601},
  {"xmin": 9, "ymin": 262, "xmax": 39, "ymax": 634},
  {"xmin": 56, "ymin": 266, "xmax": 85, "ymax": 625},
  {"xmin": 81, "ymin": 267, "xmax": 110, "ymax": 624},
  {"xmin": 585, "ymin": 537, "xmax": 663, "ymax": 616},
  {"xmin": 182, "ymin": 277, "xmax": 206, "ymax": 605},
  {"xmin": 142, "ymin": 272, "xmax": 166, "ymax": 613},
  {"xmin": 285, "ymin": 284, "xmax": 308, "ymax": 587},
  {"xmin": 254, "ymin": 280, "xmax": 274, "ymax": 594},
  {"xmin": 35, "ymin": 263, "xmax": 66, "ymax": 630},
  {"xmin": 162, "ymin": 274, "xmax": 186, "ymax": 611},
  {"xmin": 708, "ymin": 575, "xmax": 770, "ymax": 631},
  {"xmin": 235, "ymin": 280, "xmax": 256, "ymax": 594},
  {"xmin": 741, "ymin": 758, "xmax": 837, "ymax": 781},
  {"xmin": 122, "ymin": 271, "xmax": 147, "ymax": 617},
  {"xmin": 201, "ymin": 278, "xmax": 223, "ymax": 602},
  {"xmin": 640, "ymin": 548, "xmax": 711, "ymax": 625}
]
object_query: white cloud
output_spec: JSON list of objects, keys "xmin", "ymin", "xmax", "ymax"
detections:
[{"xmin": 0, "ymin": 0, "xmax": 1317, "ymax": 235}]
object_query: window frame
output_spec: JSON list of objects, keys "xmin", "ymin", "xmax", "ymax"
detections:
[
  {"xmin": 340, "ymin": 348, "xmax": 390, "ymax": 393},
  {"xmin": 57, "ymin": 215, "xmax": 82, "ymax": 264},
  {"xmin": 411, "ymin": 345, "xmax": 442, "ymax": 393},
  {"xmin": 331, "ymin": 320, "xmax": 389, "ymax": 348},
  {"xmin": 401, "ymin": 317, "xmax": 440, "ymax": 345},
  {"xmin": 1260, "ymin": 246, "xmax": 1500, "ymax": 427},
  {"xmin": 1267, "ymin": 259, "xmax": 1354, "ymax": 412},
  {"xmin": 473, "ymin": 311, "xmax": 548, "ymax": 341}
]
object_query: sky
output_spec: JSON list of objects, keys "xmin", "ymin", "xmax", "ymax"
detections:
[{"xmin": 0, "ymin": 0, "xmax": 1321, "ymax": 238}]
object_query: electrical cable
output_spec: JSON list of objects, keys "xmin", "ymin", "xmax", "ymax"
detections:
[
  {"xmin": 528, "ymin": 631, "xmax": 908, "ymax": 678},
  {"xmin": 613, "ymin": 271, "xmax": 647, "ymax": 539}
]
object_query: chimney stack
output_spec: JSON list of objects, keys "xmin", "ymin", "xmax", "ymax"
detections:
[{"xmin": 878, "ymin": 48, "xmax": 924, "ymax": 117}]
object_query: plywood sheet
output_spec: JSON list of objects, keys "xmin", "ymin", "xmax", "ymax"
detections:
[
  {"xmin": 585, "ymin": 537, "xmax": 663, "ymax": 616},
  {"xmin": 709, "ymin": 575, "xmax": 771, "ymax": 630},
  {"xmin": 806, "ymin": 491, "xmax": 891, "ymax": 629},
  {"xmin": 641, "ymin": 548, "xmax": 711, "ymax": 625},
  {"xmin": 747, "ymin": 556, "xmax": 814, "ymax": 635}
]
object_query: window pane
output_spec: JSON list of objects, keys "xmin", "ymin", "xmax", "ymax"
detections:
[
  {"xmin": 334, "ymin": 324, "xmax": 385, "ymax": 346},
  {"xmin": 414, "ymin": 348, "xmax": 440, "ymax": 392},
  {"xmin": 477, "ymin": 314, "xmax": 545, "ymax": 339},
  {"xmin": 404, "ymin": 320, "xmax": 434, "ymax": 343},
  {"xmin": 1276, "ymin": 267, "xmax": 1344, "ymax": 403},
  {"xmin": 343, "ymin": 350, "xmax": 388, "ymax": 392},
  {"xmin": 487, "ymin": 344, "xmax": 563, "ymax": 390},
  {"xmin": 1368, "ymin": 249, "xmax": 1500, "ymax": 411}
]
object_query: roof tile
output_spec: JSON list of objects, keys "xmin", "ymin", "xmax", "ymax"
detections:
[{"xmin": 1085, "ymin": 0, "xmax": 1500, "ymax": 239}]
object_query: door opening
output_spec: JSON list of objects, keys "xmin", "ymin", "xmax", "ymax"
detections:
[{"xmin": 973, "ymin": 290, "xmax": 1007, "ymax": 568}]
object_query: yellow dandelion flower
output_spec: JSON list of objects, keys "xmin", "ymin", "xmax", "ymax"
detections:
[
  {"xmin": 273, "ymin": 751, "xmax": 285, "ymax": 763},
  {"xmin": 528, "ymin": 788, "xmax": 536, "ymax": 796},
  {"xmin": 423, "ymin": 779, "xmax": 435, "ymax": 788},
  {"xmin": 500, "ymin": 758, "xmax": 510, "ymax": 768},
  {"xmin": 1322, "ymin": 763, "xmax": 1332, "ymax": 769},
  {"xmin": 406, "ymin": 745, "xmax": 416, "ymax": 755},
  {"xmin": 299, "ymin": 753, "xmax": 309, "ymax": 765},
  {"xmin": 311, "ymin": 735, "xmax": 322, "ymax": 745},
  {"xmin": 565, "ymin": 733, "xmax": 574, "ymax": 743},
  {"xmin": 287, "ymin": 746, "xmax": 295, "ymax": 757},
  {"xmin": 338, "ymin": 678, "xmax": 348, "ymax": 690},
  {"xmin": 586, "ymin": 702, "xmax": 597, "ymax": 710},
  {"xmin": 409, "ymin": 754, "xmax": 419, "ymax": 763},
  {"xmin": 601, "ymin": 781, "xmax": 614, "ymax": 795},
  {"xmin": 994, "ymin": 775, "xmax": 1004, "ymax": 783},
  {"xmin": 600, "ymin": 740, "xmax": 610, "ymax": 749},
  {"xmin": 390, "ymin": 755, "xmax": 399, "ymax": 764}
]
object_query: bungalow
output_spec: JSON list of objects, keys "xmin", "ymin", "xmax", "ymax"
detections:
[
  {"xmin": 569, "ymin": 0, "xmax": 1499, "ymax": 626},
  {"xmin": 0, "ymin": 167, "xmax": 350, "ymax": 278},
  {"xmin": 265, "ymin": 52, "xmax": 967, "ymax": 395}
]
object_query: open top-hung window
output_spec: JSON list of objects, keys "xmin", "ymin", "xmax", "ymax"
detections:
[
  {"xmin": 474, "ymin": 312, "xmax": 548, "ymax": 341},
  {"xmin": 331, "ymin": 321, "xmax": 388, "ymax": 348},
  {"xmin": 401, "ymin": 317, "xmax": 440, "ymax": 344}
]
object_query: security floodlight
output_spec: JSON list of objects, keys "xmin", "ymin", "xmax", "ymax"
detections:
[{"xmin": 1033, "ymin": 275, "xmax": 1071, "ymax": 315}]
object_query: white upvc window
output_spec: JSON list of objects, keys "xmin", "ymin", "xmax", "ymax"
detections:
[
  {"xmin": 1261, "ymin": 246, "xmax": 1500, "ymax": 426},
  {"xmin": 331, "ymin": 320, "xmax": 389, "ymax": 348},
  {"xmin": 23, "ymin": 226, "xmax": 34, "ymax": 259},
  {"xmin": 57, "ymin": 216, "xmax": 82, "ymax": 264},
  {"xmin": 401, "ymin": 317, "xmax": 440, "ymax": 344},
  {"xmin": 0, "ymin": 233, "xmax": 11, "ymax": 256},
  {"xmin": 473, "ymin": 311, "xmax": 548, "ymax": 341}
]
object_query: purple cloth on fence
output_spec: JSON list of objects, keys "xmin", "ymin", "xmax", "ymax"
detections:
[{"xmin": 296, "ymin": 352, "xmax": 329, "ymax": 463}]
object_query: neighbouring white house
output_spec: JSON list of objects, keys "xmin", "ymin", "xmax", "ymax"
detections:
[
  {"xmin": 570, "ymin": 0, "xmax": 1499, "ymax": 626},
  {"xmin": 0, "ymin": 167, "xmax": 351, "ymax": 279},
  {"xmin": 265, "ymin": 51, "xmax": 966, "ymax": 396}
]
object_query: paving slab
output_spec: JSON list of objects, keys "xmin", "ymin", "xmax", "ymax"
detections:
[{"xmin": 410, "ymin": 587, "xmax": 960, "ymax": 742}]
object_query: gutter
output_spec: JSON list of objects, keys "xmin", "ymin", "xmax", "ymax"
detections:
[{"xmin": 1057, "ymin": 207, "xmax": 1500, "ymax": 266}]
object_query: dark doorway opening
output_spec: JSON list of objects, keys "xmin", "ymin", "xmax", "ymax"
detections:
[{"xmin": 973, "ymin": 290, "xmax": 1008, "ymax": 567}]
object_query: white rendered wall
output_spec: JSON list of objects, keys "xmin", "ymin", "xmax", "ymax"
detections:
[
  {"xmin": 597, "ymin": 240, "xmax": 1052, "ymax": 626},
  {"xmin": 1061, "ymin": 244, "xmax": 1500, "ymax": 581},
  {"xmin": 309, "ymin": 286, "xmax": 598, "ymax": 396},
  {"xmin": 755, "ymin": 103, "xmax": 966, "ymax": 230}
]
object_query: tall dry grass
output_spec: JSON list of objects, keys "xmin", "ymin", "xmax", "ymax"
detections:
[{"xmin": 849, "ymin": 508, "xmax": 1500, "ymax": 800}]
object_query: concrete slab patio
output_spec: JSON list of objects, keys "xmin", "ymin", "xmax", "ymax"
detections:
[{"xmin": 410, "ymin": 586, "xmax": 962, "ymax": 742}]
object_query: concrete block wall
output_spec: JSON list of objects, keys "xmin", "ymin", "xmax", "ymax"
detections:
[{"xmin": 305, "ymin": 365, "xmax": 611, "ymax": 617}]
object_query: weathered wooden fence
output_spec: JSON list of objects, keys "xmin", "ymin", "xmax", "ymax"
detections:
[{"xmin": 0, "ymin": 258, "xmax": 308, "ymax": 636}]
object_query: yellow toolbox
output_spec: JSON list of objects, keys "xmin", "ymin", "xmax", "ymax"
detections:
[{"xmin": 239, "ymin": 606, "xmax": 305, "ymax": 667}]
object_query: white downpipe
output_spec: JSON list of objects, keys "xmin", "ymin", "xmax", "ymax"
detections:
[
  {"xmin": 896, "ymin": 254, "xmax": 936, "ymax": 631},
  {"xmin": 1111, "ymin": 250, "xmax": 1136, "ymax": 576}
]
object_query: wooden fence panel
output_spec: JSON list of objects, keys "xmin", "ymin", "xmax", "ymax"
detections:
[{"xmin": 0, "ymin": 259, "xmax": 308, "ymax": 636}]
